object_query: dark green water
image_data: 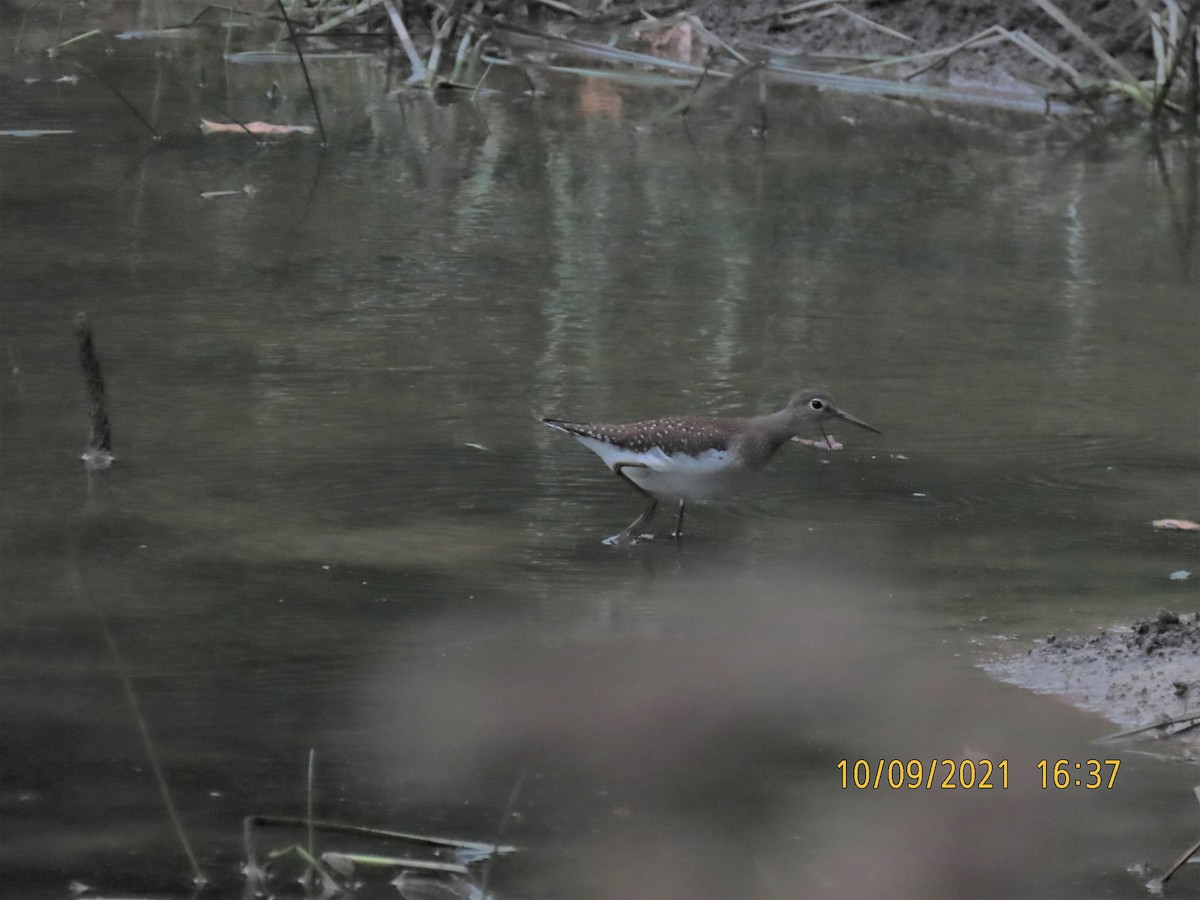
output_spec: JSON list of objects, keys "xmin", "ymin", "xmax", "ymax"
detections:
[{"xmin": 2, "ymin": 12, "xmax": 1199, "ymax": 899}]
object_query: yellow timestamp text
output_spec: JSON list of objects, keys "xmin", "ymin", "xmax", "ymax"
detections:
[
  {"xmin": 1037, "ymin": 758, "xmax": 1121, "ymax": 789},
  {"xmin": 836, "ymin": 758, "xmax": 1008, "ymax": 790}
]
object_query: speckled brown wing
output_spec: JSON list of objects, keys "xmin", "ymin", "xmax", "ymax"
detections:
[{"xmin": 543, "ymin": 417, "xmax": 743, "ymax": 456}]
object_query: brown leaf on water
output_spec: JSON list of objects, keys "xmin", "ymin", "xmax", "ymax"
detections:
[
  {"xmin": 1153, "ymin": 519, "xmax": 1200, "ymax": 531},
  {"xmin": 199, "ymin": 119, "xmax": 315, "ymax": 136}
]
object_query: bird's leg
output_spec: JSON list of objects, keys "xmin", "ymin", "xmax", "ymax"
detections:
[
  {"xmin": 605, "ymin": 462, "xmax": 657, "ymax": 545},
  {"xmin": 670, "ymin": 500, "xmax": 686, "ymax": 539}
]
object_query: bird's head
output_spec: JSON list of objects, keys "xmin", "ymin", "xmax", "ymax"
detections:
[{"xmin": 785, "ymin": 388, "xmax": 881, "ymax": 436}]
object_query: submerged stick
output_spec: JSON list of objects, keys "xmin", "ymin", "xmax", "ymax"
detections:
[
  {"xmin": 74, "ymin": 313, "xmax": 114, "ymax": 468},
  {"xmin": 77, "ymin": 64, "xmax": 161, "ymax": 140},
  {"xmin": 480, "ymin": 767, "xmax": 527, "ymax": 896},
  {"xmin": 275, "ymin": 0, "xmax": 326, "ymax": 145},
  {"xmin": 306, "ymin": 749, "xmax": 316, "ymax": 898},
  {"xmin": 1096, "ymin": 711, "xmax": 1200, "ymax": 742},
  {"xmin": 245, "ymin": 815, "xmax": 517, "ymax": 852},
  {"xmin": 754, "ymin": 65, "xmax": 769, "ymax": 137},
  {"xmin": 679, "ymin": 56, "xmax": 713, "ymax": 117},
  {"xmin": 68, "ymin": 544, "xmax": 206, "ymax": 887},
  {"xmin": 1152, "ymin": 832, "xmax": 1200, "ymax": 888}
]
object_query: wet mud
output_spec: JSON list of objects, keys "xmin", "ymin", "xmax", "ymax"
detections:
[{"xmin": 984, "ymin": 611, "xmax": 1200, "ymax": 756}]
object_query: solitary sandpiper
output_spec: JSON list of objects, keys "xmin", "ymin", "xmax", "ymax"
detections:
[{"xmin": 543, "ymin": 388, "xmax": 881, "ymax": 544}]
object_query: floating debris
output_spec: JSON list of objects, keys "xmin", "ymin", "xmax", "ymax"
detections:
[
  {"xmin": 199, "ymin": 119, "xmax": 315, "ymax": 136},
  {"xmin": 200, "ymin": 185, "xmax": 257, "ymax": 199},
  {"xmin": 1153, "ymin": 519, "xmax": 1200, "ymax": 531},
  {"xmin": 243, "ymin": 815, "xmax": 515, "ymax": 900},
  {"xmin": 226, "ymin": 50, "xmax": 371, "ymax": 64},
  {"xmin": 115, "ymin": 27, "xmax": 196, "ymax": 40},
  {"xmin": 0, "ymin": 129, "xmax": 73, "ymax": 137}
]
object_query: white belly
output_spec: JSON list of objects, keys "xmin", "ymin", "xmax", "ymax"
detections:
[{"xmin": 574, "ymin": 437, "xmax": 748, "ymax": 502}]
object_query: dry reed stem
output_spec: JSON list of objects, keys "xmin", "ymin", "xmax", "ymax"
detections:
[
  {"xmin": 530, "ymin": 0, "xmax": 582, "ymax": 16},
  {"xmin": 308, "ymin": 0, "xmax": 377, "ymax": 35},
  {"xmin": 831, "ymin": 3, "xmax": 917, "ymax": 45},
  {"xmin": 1028, "ymin": 0, "xmax": 1140, "ymax": 83},
  {"xmin": 742, "ymin": 0, "xmax": 843, "ymax": 25},
  {"xmin": 381, "ymin": 0, "xmax": 427, "ymax": 80},
  {"xmin": 898, "ymin": 26, "xmax": 1008, "ymax": 80}
]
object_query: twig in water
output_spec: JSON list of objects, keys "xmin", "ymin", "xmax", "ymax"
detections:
[
  {"xmin": 246, "ymin": 814, "xmax": 516, "ymax": 851},
  {"xmin": 753, "ymin": 65, "xmax": 769, "ymax": 138},
  {"xmin": 74, "ymin": 313, "xmax": 114, "ymax": 468},
  {"xmin": 480, "ymin": 767, "xmax": 527, "ymax": 896},
  {"xmin": 306, "ymin": 749, "xmax": 316, "ymax": 900},
  {"xmin": 1152, "ymin": 823, "xmax": 1200, "ymax": 890},
  {"xmin": 1096, "ymin": 711, "xmax": 1200, "ymax": 742},
  {"xmin": 68, "ymin": 541, "xmax": 206, "ymax": 887},
  {"xmin": 76, "ymin": 63, "xmax": 161, "ymax": 140},
  {"xmin": 471, "ymin": 60, "xmax": 494, "ymax": 100},
  {"xmin": 45, "ymin": 28, "xmax": 102, "ymax": 55},
  {"xmin": 680, "ymin": 55, "xmax": 713, "ymax": 117},
  {"xmin": 275, "ymin": 0, "xmax": 326, "ymax": 145}
]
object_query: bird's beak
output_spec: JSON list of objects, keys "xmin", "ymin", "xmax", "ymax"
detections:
[{"xmin": 832, "ymin": 406, "xmax": 881, "ymax": 434}]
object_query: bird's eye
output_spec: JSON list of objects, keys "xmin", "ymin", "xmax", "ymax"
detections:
[{"xmin": 809, "ymin": 399, "xmax": 824, "ymax": 410}]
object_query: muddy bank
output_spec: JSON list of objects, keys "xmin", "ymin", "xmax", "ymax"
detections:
[
  {"xmin": 984, "ymin": 611, "xmax": 1200, "ymax": 757},
  {"xmin": 689, "ymin": 0, "xmax": 1167, "ymax": 88}
]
